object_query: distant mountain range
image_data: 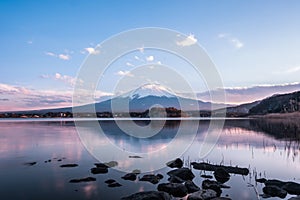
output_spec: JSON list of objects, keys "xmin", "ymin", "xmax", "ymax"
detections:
[{"xmin": 221, "ymin": 90, "xmax": 300, "ymax": 116}]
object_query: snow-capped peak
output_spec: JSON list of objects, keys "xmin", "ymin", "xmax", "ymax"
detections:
[{"xmin": 129, "ymin": 84, "xmax": 176, "ymax": 99}]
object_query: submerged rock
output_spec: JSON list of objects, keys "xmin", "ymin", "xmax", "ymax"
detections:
[
  {"xmin": 263, "ymin": 185, "xmax": 287, "ymax": 198},
  {"xmin": 283, "ymin": 182, "xmax": 300, "ymax": 195},
  {"xmin": 69, "ymin": 177, "xmax": 96, "ymax": 183},
  {"xmin": 107, "ymin": 182, "xmax": 122, "ymax": 187},
  {"xmin": 166, "ymin": 158, "xmax": 183, "ymax": 168},
  {"xmin": 187, "ymin": 189, "xmax": 217, "ymax": 200},
  {"xmin": 122, "ymin": 173, "xmax": 137, "ymax": 181},
  {"xmin": 185, "ymin": 180, "xmax": 200, "ymax": 193},
  {"xmin": 214, "ymin": 168, "xmax": 230, "ymax": 183},
  {"xmin": 157, "ymin": 182, "xmax": 188, "ymax": 197},
  {"xmin": 121, "ymin": 191, "xmax": 171, "ymax": 200},
  {"xmin": 104, "ymin": 161, "xmax": 118, "ymax": 168},
  {"xmin": 139, "ymin": 174, "xmax": 163, "ymax": 184},
  {"xmin": 91, "ymin": 166, "xmax": 108, "ymax": 174},
  {"xmin": 24, "ymin": 162, "xmax": 37, "ymax": 166},
  {"xmin": 167, "ymin": 167, "xmax": 195, "ymax": 181},
  {"xmin": 60, "ymin": 164, "xmax": 78, "ymax": 168},
  {"xmin": 202, "ymin": 180, "xmax": 222, "ymax": 196},
  {"xmin": 105, "ymin": 179, "xmax": 116, "ymax": 184}
]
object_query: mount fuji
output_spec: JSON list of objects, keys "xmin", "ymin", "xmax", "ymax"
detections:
[{"xmin": 15, "ymin": 84, "xmax": 229, "ymax": 114}]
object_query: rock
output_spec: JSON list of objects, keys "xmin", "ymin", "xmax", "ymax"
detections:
[
  {"xmin": 60, "ymin": 164, "xmax": 78, "ymax": 168},
  {"xmin": 214, "ymin": 168, "xmax": 230, "ymax": 183},
  {"xmin": 121, "ymin": 191, "xmax": 171, "ymax": 200},
  {"xmin": 129, "ymin": 155, "xmax": 142, "ymax": 158},
  {"xmin": 283, "ymin": 182, "xmax": 300, "ymax": 195},
  {"xmin": 139, "ymin": 174, "xmax": 163, "ymax": 184},
  {"xmin": 187, "ymin": 189, "xmax": 217, "ymax": 200},
  {"xmin": 185, "ymin": 180, "xmax": 200, "ymax": 193},
  {"xmin": 105, "ymin": 179, "xmax": 116, "ymax": 184},
  {"xmin": 24, "ymin": 162, "xmax": 37, "ymax": 166},
  {"xmin": 57, "ymin": 159, "xmax": 62, "ymax": 162},
  {"xmin": 91, "ymin": 166, "xmax": 108, "ymax": 174},
  {"xmin": 167, "ymin": 167, "xmax": 195, "ymax": 181},
  {"xmin": 211, "ymin": 197, "xmax": 232, "ymax": 200},
  {"xmin": 94, "ymin": 163, "xmax": 109, "ymax": 168},
  {"xmin": 263, "ymin": 185, "xmax": 287, "ymax": 198},
  {"xmin": 156, "ymin": 174, "xmax": 164, "ymax": 179},
  {"xmin": 122, "ymin": 173, "xmax": 137, "ymax": 181},
  {"xmin": 108, "ymin": 182, "xmax": 122, "ymax": 187},
  {"xmin": 132, "ymin": 169, "xmax": 141, "ymax": 174},
  {"xmin": 191, "ymin": 162, "xmax": 249, "ymax": 176},
  {"xmin": 168, "ymin": 175, "xmax": 185, "ymax": 183},
  {"xmin": 201, "ymin": 175, "xmax": 213, "ymax": 179},
  {"xmin": 256, "ymin": 178, "xmax": 267, "ymax": 183},
  {"xmin": 104, "ymin": 161, "xmax": 118, "ymax": 168},
  {"xmin": 202, "ymin": 180, "xmax": 222, "ymax": 196},
  {"xmin": 69, "ymin": 177, "xmax": 96, "ymax": 183},
  {"xmin": 264, "ymin": 179, "xmax": 286, "ymax": 188},
  {"xmin": 166, "ymin": 158, "xmax": 183, "ymax": 168},
  {"xmin": 157, "ymin": 182, "xmax": 188, "ymax": 197}
]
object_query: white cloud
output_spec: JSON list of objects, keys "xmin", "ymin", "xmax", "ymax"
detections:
[
  {"xmin": 146, "ymin": 55, "xmax": 154, "ymax": 62},
  {"xmin": 126, "ymin": 62, "xmax": 135, "ymax": 67},
  {"xmin": 27, "ymin": 40, "xmax": 33, "ymax": 44},
  {"xmin": 218, "ymin": 33, "xmax": 244, "ymax": 49},
  {"xmin": 116, "ymin": 70, "xmax": 134, "ymax": 77},
  {"xmin": 84, "ymin": 47, "xmax": 100, "ymax": 55},
  {"xmin": 58, "ymin": 54, "xmax": 70, "ymax": 60},
  {"xmin": 157, "ymin": 61, "xmax": 162, "ymax": 65},
  {"xmin": 138, "ymin": 46, "xmax": 144, "ymax": 53},
  {"xmin": 45, "ymin": 52, "xmax": 71, "ymax": 60},
  {"xmin": 230, "ymin": 38, "xmax": 244, "ymax": 49},
  {"xmin": 45, "ymin": 52, "xmax": 56, "ymax": 57},
  {"xmin": 176, "ymin": 34, "xmax": 197, "ymax": 47},
  {"xmin": 41, "ymin": 73, "xmax": 80, "ymax": 86}
]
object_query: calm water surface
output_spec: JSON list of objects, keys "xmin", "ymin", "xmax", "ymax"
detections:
[{"xmin": 0, "ymin": 119, "xmax": 300, "ymax": 200}]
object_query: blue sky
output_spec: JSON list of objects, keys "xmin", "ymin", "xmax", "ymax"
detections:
[{"xmin": 1, "ymin": 0, "xmax": 300, "ymax": 111}]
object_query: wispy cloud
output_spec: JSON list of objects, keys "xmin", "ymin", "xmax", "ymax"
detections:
[
  {"xmin": 84, "ymin": 47, "xmax": 100, "ymax": 55},
  {"xmin": 58, "ymin": 54, "xmax": 70, "ymax": 60},
  {"xmin": 116, "ymin": 70, "xmax": 134, "ymax": 77},
  {"xmin": 146, "ymin": 55, "xmax": 154, "ymax": 62},
  {"xmin": 176, "ymin": 34, "xmax": 197, "ymax": 47},
  {"xmin": 126, "ymin": 62, "xmax": 135, "ymax": 67},
  {"xmin": 45, "ymin": 52, "xmax": 71, "ymax": 60},
  {"xmin": 0, "ymin": 83, "xmax": 112, "ymax": 111},
  {"xmin": 27, "ymin": 40, "xmax": 33, "ymax": 44},
  {"xmin": 218, "ymin": 33, "xmax": 244, "ymax": 49},
  {"xmin": 41, "ymin": 73, "xmax": 80, "ymax": 86},
  {"xmin": 285, "ymin": 66, "xmax": 300, "ymax": 73}
]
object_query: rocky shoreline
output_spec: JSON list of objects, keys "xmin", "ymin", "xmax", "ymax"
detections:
[{"xmin": 23, "ymin": 157, "xmax": 300, "ymax": 199}]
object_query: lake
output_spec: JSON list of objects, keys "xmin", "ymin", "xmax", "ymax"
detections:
[{"xmin": 0, "ymin": 118, "xmax": 300, "ymax": 200}]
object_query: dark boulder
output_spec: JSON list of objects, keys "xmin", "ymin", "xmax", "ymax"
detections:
[
  {"xmin": 69, "ymin": 177, "xmax": 96, "ymax": 183},
  {"xmin": 167, "ymin": 167, "xmax": 195, "ymax": 181},
  {"xmin": 121, "ymin": 191, "xmax": 171, "ymax": 200},
  {"xmin": 256, "ymin": 178, "xmax": 267, "ymax": 183},
  {"xmin": 201, "ymin": 175, "xmax": 213, "ymax": 179},
  {"xmin": 91, "ymin": 166, "xmax": 108, "ymax": 174},
  {"xmin": 60, "ymin": 164, "xmax": 78, "ymax": 168},
  {"xmin": 122, "ymin": 173, "xmax": 137, "ymax": 181},
  {"xmin": 157, "ymin": 182, "xmax": 188, "ymax": 197},
  {"xmin": 107, "ymin": 182, "xmax": 122, "ymax": 187},
  {"xmin": 166, "ymin": 158, "xmax": 183, "ymax": 168},
  {"xmin": 214, "ymin": 168, "xmax": 230, "ymax": 183},
  {"xmin": 139, "ymin": 174, "xmax": 163, "ymax": 184},
  {"xmin": 283, "ymin": 182, "xmax": 300, "ymax": 195},
  {"xmin": 187, "ymin": 189, "xmax": 217, "ymax": 200},
  {"xmin": 185, "ymin": 180, "xmax": 200, "ymax": 193},
  {"xmin": 263, "ymin": 185, "xmax": 287, "ymax": 198},
  {"xmin": 202, "ymin": 180, "xmax": 222, "ymax": 196}
]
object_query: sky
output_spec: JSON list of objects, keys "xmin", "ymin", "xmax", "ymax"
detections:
[{"xmin": 1, "ymin": 0, "xmax": 300, "ymax": 111}]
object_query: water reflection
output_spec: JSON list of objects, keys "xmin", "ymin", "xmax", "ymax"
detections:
[{"xmin": 0, "ymin": 119, "xmax": 300, "ymax": 199}]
